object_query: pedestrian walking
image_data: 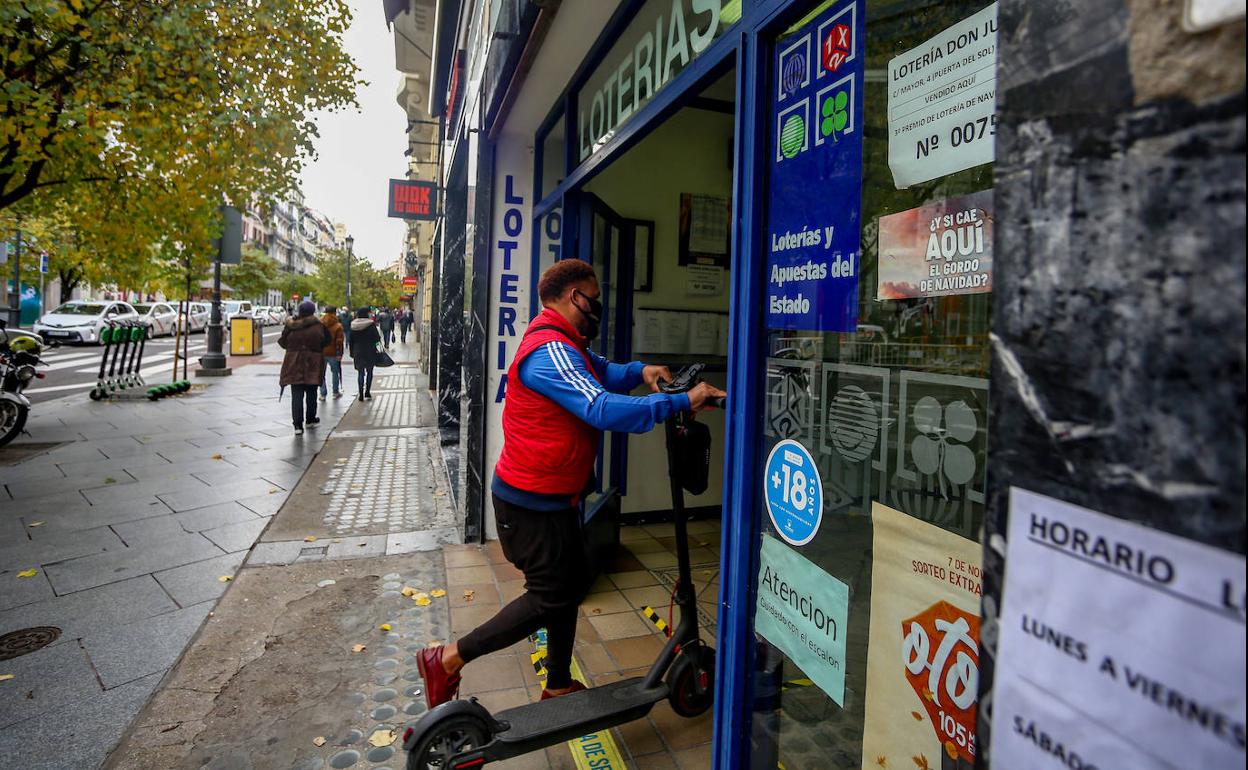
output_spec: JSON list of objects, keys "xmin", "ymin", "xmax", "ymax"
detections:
[
  {"xmin": 349, "ymin": 306, "xmax": 382, "ymax": 401},
  {"xmin": 378, "ymin": 307, "xmax": 395, "ymax": 349},
  {"xmin": 338, "ymin": 306, "xmax": 353, "ymax": 355},
  {"xmin": 415, "ymin": 260, "xmax": 724, "ymax": 707},
  {"xmin": 399, "ymin": 308, "xmax": 413, "ymax": 344},
  {"xmin": 320, "ymin": 305, "xmax": 345, "ymax": 400},
  {"xmin": 279, "ymin": 300, "xmax": 331, "ymax": 435}
]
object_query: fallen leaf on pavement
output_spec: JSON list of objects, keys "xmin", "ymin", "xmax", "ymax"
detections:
[
  {"xmin": 414, "ymin": 593, "xmax": 431, "ymax": 607},
  {"xmin": 427, "ymin": 641, "xmax": 439, "ymax": 648},
  {"xmin": 400, "ymin": 586, "xmax": 417, "ymax": 597},
  {"xmin": 369, "ymin": 729, "xmax": 396, "ymax": 747},
  {"xmin": 28, "ymin": 521, "xmax": 43, "ymax": 528},
  {"xmin": 463, "ymin": 590, "xmax": 475, "ymax": 602},
  {"xmin": 357, "ymin": 543, "xmax": 366, "ymax": 547},
  {"xmin": 268, "ymin": 489, "xmax": 279, "ymax": 494},
  {"xmin": 16, "ymin": 569, "xmax": 37, "ymax": 578},
  {"xmin": 211, "ymin": 454, "xmax": 223, "ymax": 460},
  {"xmin": 0, "ymin": 674, "xmax": 14, "ymax": 682},
  {"xmin": 380, "ymin": 624, "xmax": 392, "ymax": 632},
  {"xmin": 304, "ymin": 536, "xmax": 318, "ymax": 542},
  {"xmin": 351, "ymin": 644, "xmax": 367, "ymax": 653},
  {"xmin": 159, "ymin": 722, "xmax": 182, "ymax": 733},
  {"xmin": 104, "ymin": 477, "xmax": 116, "ymax": 484},
  {"xmin": 313, "ymin": 736, "xmax": 326, "ymax": 747},
  {"xmin": 218, "ymin": 575, "xmax": 232, "ymax": 582},
  {"xmin": 430, "ymin": 588, "xmax": 446, "ymax": 598}
]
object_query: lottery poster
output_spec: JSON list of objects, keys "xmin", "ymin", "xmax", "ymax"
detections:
[{"xmin": 861, "ymin": 502, "xmax": 983, "ymax": 770}]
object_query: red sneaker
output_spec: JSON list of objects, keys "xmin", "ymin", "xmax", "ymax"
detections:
[
  {"xmin": 540, "ymin": 680, "xmax": 587, "ymax": 700},
  {"xmin": 416, "ymin": 646, "xmax": 461, "ymax": 709}
]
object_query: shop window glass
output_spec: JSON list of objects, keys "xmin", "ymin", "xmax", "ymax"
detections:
[
  {"xmin": 749, "ymin": 2, "xmax": 995, "ymax": 769},
  {"xmin": 540, "ymin": 112, "xmax": 566, "ymax": 202}
]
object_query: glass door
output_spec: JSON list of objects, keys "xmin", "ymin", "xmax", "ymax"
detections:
[
  {"xmin": 747, "ymin": 1, "xmax": 996, "ymax": 768},
  {"xmin": 579, "ymin": 193, "xmax": 634, "ymax": 515}
]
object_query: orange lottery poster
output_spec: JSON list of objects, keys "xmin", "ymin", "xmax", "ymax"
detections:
[{"xmin": 861, "ymin": 502, "xmax": 983, "ymax": 770}]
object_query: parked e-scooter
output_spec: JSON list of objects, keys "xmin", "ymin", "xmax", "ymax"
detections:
[{"xmin": 402, "ymin": 363, "xmax": 725, "ymax": 769}]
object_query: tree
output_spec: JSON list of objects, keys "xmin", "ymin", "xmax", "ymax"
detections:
[
  {"xmin": 221, "ymin": 246, "xmax": 280, "ymax": 302},
  {"xmin": 309, "ymin": 249, "xmax": 401, "ymax": 310},
  {"xmin": 1, "ymin": 0, "xmax": 361, "ymax": 285}
]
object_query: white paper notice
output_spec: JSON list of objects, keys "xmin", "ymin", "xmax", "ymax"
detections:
[
  {"xmin": 686, "ymin": 264, "xmax": 725, "ymax": 296},
  {"xmin": 992, "ymin": 488, "xmax": 1246, "ymax": 770},
  {"xmin": 887, "ymin": 2, "xmax": 998, "ymax": 188}
]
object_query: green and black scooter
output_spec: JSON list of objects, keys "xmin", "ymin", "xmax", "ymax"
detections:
[{"xmin": 402, "ymin": 363, "xmax": 725, "ymax": 769}]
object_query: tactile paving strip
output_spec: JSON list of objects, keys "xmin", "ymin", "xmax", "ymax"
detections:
[
  {"xmin": 370, "ymin": 373, "xmax": 424, "ymax": 390},
  {"xmin": 356, "ymin": 392, "xmax": 434, "ymax": 427},
  {"xmin": 318, "ymin": 433, "xmax": 456, "ymax": 535},
  {"xmin": 307, "ymin": 563, "xmax": 450, "ymax": 770}
]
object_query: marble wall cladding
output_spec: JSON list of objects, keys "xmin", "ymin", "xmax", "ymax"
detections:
[
  {"xmin": 462, "ymin": 145, "xmax": 494, "ymax": 542},
  {"xmin": 438, "ymin": 158, "xmax": 468, "ymax": 441},
  {"xmin": 979, "ymin": 1, "xmax": 1246, "ymax": 761}
]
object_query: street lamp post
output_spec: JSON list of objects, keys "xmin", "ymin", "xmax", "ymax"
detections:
[
  {"xmin": 6, "ymin": 217, "xmax": 22, "ymax": 328},
  {"xmin": 345, "ymin": 234, "xmax": 354, "ymax": 311}
]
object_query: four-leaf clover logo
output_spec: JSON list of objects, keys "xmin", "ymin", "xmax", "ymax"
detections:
[
  {"xmin": 821, "ymin": 89, "xmax": 848, "ymax": 141},
  {"xmin": 910, "ymin": 396, "xmax": 977, "ymax": 497}
]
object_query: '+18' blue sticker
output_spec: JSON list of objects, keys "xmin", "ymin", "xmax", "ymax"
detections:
[{"xmin": 764, "ymin": 439, "xmax": 823, "ymax": 546}]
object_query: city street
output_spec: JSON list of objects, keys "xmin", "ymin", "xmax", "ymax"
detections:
[{"xmin": 23, "ymin": 326, "xmax": 286, "ymax": 404}]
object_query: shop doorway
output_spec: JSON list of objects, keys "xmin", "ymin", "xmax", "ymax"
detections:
[{"xmin": 579, "ymin": 68, "xmax": 737, "ymax": 529}]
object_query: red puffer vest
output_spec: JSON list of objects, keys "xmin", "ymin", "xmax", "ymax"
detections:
[{"xmin": 494, "ymin": 308, "xmax": 600, "ymax": 497}]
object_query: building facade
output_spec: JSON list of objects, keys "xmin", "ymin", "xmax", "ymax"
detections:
[{"xmin": 405, "ymin": 0, "xmax": 1246, "ymax": 767}]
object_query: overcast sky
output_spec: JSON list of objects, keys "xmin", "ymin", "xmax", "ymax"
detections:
[{"xmin": 300, "ymin": 0, "xmax": 406, "ymax": 268}]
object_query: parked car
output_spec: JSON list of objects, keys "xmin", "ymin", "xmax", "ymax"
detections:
[
  {"xmin": 33, "ymin": 300, "xmax": 140, "ymax": 344},
  {"xmin": 222, "ymin": 300, "xmax": 254, "ymax": 320},
  {"xmin": 177, "ymin": 301, "xmax": 210, "ymax": 333},
  {"xmin": 265, "ymin": 306, "xmax": 288, "ymax": 325},
  {"xmin": 251, "ymin": 306, "xmax": 271, "ymax": 326},
  {"xmin": 132, "ymin": 302, "xmax": 178, "ymax": 337}
]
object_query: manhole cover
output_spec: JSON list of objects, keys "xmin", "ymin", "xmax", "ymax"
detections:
[{"xmin": 0, "ymin": 626, "xmax": 62, "ymax": 660}]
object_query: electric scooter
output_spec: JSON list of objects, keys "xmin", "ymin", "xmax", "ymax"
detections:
[{"xmin": 403, "ymin": 363, "xmax": 725, "ymax": 769}]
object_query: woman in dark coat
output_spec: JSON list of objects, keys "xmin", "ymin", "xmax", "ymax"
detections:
[
  {"xmin": 279, "ymin": 301, "xmax": 331, "ymax": 434},
  {"xmin": 348, "ymin": 306, "xmax": 382, "ymax": 401}
]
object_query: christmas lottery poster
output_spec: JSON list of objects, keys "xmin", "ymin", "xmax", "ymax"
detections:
[{"xmin": 861, "ymin": 502, "xmax": 983, "ymax": 770}]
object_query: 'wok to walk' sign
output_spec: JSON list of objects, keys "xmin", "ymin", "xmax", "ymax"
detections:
[{"xmin": 388, "ymin": 179, "xmax": 437, "ymax": 221}]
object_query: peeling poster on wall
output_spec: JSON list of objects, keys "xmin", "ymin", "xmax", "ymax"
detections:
[
  {"xmin": 861, "ymin": 502, "xmax": 982, "ymax": 770},
  {"xmin": 877, "ymin": 189, "xmax": 993, "ymax": 300}
]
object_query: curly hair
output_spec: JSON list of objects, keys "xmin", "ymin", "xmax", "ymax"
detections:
[{"xmin": 537, "ymin": 259, "xmax": 598, "ymax": 304}]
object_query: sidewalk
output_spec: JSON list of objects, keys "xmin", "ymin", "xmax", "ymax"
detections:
[
  {"xmin": 6, "ymin": 335, "xmax": 718, "ymax": 769},
  {"xmin": 0, "ymin": 344, "xmax": 350, "ymax": 769}
]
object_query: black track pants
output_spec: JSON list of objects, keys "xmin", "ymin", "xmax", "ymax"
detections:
[{"xmin": 457, "ymin": 495, "xmax": 595, "ymax": 689}]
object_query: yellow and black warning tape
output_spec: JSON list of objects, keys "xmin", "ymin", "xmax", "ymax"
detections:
[{"xmin": 640, "ymin": 605, "xmax": 670, "ymax": 637}]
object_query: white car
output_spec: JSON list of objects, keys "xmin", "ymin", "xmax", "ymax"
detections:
[
  {"xmin": 132, "ymin": 302, "xmax": 178, "ymax": 337},
  {"xmin": 33, "ymin": 300, "xmax": 141, "ymax": 344},
  {"xmin": 222, "ymin": 300, "xmax": 254, "ymax": 320},
  {"xmin": 177, "ymin": 301, "xmax": 209, "ymax": 333},
  {"xmin": 266, "ymin": 306, "xmax": 288, "ymax": 325}
]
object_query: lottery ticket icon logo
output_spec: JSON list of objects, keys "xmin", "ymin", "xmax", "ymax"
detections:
[{"xmin": 823, "ymin": 23, "xmax": 851, "ymax": 73}]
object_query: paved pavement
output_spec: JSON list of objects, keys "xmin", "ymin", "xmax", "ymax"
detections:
[
  {"xmin": 0, "ymin": 338, "xmax": 356, "ymax": 768},
  {"xmin": 23, "ymin": 326, "xmax": 286, "ymax": 404}
]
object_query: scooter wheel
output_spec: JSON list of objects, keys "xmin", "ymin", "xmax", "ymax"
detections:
[
  {"xmin": 406, "ymin": 714, "xmax": 491, "ymax": 770},
  {"xmin": 667, "ymin": 643, "xmax": 716, "ymax": 718},
  {"xmin": 89, "ymin": 388, "xmax": 105, "ymax": 401}
]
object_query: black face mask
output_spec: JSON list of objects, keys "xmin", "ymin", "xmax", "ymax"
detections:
[{"xmin": 573, "ymin": 289, "xmax": 603, "ymax": 340}]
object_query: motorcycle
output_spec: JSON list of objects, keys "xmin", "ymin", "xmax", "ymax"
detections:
[{"xmin": 0, "ymin": 319, "xmax": 49, "ymax": 447}]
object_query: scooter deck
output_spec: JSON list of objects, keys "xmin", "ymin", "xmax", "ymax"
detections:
[{"xmin": 491, "ymin": 677, "xmax": 667, "ymax": 752}]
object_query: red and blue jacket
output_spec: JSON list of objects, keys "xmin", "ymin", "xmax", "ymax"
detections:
[{"xmin": 492, "ymin": 307, "xmax": 690, "ymax": 510}]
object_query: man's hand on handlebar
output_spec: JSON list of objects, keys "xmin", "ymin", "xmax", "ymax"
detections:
[
  {"xmin": 642, "ymin": 364, "xmax": 674, "ymax": 393},
  {"xmin": 687, "ymin": 381, "xmax": 727, "ymax": 412}
]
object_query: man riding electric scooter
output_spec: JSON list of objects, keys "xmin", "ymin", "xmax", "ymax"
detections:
[{"xmin": 415, "ymin": 260, "xmax": 725, "ymax": 714}]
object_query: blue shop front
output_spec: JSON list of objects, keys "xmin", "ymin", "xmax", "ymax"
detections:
[{"xmin": 472, "ymin": 0, "xmax": 1000, "ymax": 766}]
